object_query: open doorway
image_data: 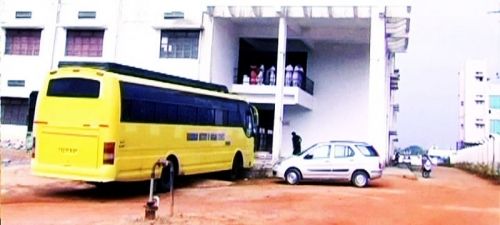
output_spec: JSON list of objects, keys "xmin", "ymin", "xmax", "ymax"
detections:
[
  {"xmin": 236, "ymin": 38, "xmax": 309, "ymax": 88},
  {"xmin": 254, "ymin": 106, "xmax": 274, "ymax": 153}
]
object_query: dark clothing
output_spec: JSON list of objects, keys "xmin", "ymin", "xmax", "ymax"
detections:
[
  {"xmin": 292, "ymin": 133, "xmax": 302, "ymax": 155},
  {"xmin": 394, "ymin": 152, "xmax": 400, "ymax": 165}
]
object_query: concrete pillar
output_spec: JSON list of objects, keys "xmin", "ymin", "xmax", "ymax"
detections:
[
  {"xmin": 50, "ymin": 0, "xmax": 62, "ymax": 70},
  {"xmin": 272, "ymin": 15, "xmax": 287, "ymax": 163},
  {"xmin": 198, "ymin": 13, "xmax": 214, "ymax": 83},
  {"xmin": 368, "ymin": 6, "xmax": 389, "ymax": 163}
]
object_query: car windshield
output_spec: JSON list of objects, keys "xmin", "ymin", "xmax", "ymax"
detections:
[
  {"xmin": 298, "ymin": 143, "xmax": 319, "ymax": 156},
  {"xmin": 356, "ymin": 145, "xmax": 379, "ymax": 157}
]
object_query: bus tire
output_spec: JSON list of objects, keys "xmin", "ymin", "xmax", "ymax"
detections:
[
  {"xmin": 229, "ymin": 153, "xmax": 244, "ymax": 180},
  {"xmin": 157, "ymin": 159, "xmax": 176, "ymax": 192}
]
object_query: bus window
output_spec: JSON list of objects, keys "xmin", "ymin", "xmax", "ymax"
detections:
[
  {"xmin": 47, "ymin": 78, "xmax": 100, "ymax": 98},
  {"xmin": 250, "ymin": 105, "xmax": 259, "ymax": 135}
]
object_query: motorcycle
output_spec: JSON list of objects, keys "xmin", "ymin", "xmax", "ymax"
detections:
[{"xmin": 421, "ymin": 155, "xmax": 432, "ymax": 178}]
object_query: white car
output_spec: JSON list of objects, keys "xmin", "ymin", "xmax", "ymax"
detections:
[{"xmin": 273, "ymin": 141, "xmax": 383, "ymax": 187}]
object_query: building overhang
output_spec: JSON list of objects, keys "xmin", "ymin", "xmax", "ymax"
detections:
[
  {"xmin": 204, "ymin": 0, "xmax": 411, "ymax": 52},
  {"xmin": 231, "ymin": 84, "xmax": 314, "ymax": 110}
]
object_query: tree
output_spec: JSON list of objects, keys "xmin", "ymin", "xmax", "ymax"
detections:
[{"xmin": 402, "ymin": 145, "xmax": 425, "ymax": 155}]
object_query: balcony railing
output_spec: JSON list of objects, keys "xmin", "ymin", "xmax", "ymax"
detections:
[{"xmin": 233, "ymin": 77, "xmax": 315, "ymax": 95}]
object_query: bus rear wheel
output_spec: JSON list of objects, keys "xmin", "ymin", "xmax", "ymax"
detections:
[{"xmin": 157, "ymin": 160, "xmax": 175, "ymax": 192}]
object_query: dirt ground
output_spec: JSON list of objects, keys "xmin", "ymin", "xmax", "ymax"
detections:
[{"xmin": 1, "ymin": 149, "xmax": 499, "ymax": 225}]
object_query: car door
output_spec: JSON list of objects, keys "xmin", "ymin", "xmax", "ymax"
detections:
[
  {"xmin": 300, "ymin": 144, "xmax": 332, "ymax": 179},
  {"xmin": 331, "ymin": 144, "xmax": 356, "ymax": 180}
]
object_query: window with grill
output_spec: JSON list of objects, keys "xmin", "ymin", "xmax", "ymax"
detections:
[
  {"xmin": 5, "ymin": 29, "xmax": 41, "ymax": 55},
  {"xmin": 65, "ymin": 29, "xmax": 104, "ymax": 57},
  {"xmin": 159, "ymin": 30, "xmax": 199, "ymax": 59},
  {"xmin": 1, "ymin": 97, "xmax": 29, "ymax": 125}
]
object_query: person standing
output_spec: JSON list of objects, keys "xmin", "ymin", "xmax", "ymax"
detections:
[{"xmin": 292, "ymin": 132, "xmax": 302, "ymax": 155}]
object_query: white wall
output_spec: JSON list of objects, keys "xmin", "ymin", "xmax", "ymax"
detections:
[
  {"xmin": 0, "ymin": 0, "xmax": 207, "ymax": 145},
  {"xmin": 0, "ymin": 0, "xmax": 58, "ymax": 97},
  {"xmin": 0, "ymin": 125, "xmax": 27, "ymax": 141},
  {"xmin": 462, "ymin": 60, "xmax": 489, "ymax": 143},
  {"xmin": 451, "ymin": 136, "xmax": 500, "ymax": 171},
  {"xmin": 209, "ymin": 18, "xmax": 239, "ymax": 87},
  {"xmin": 281, "ymin": 43, "xmax": 370, "ymax": 156}
]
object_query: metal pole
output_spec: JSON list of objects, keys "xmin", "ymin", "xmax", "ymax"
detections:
[
  {"xmin": 148, "ymin": 178, "xmax": 154, "ymax": 202},
  {"xmin": 170, "ymin": 162, "xmax": 174, "ymax": 217},
  {"xmin": 145, "ymin": 160, "xmax": 166, "ymax": 220},
  {"xmin": 491, "ymin": 135, "xmax": 496, "ymax": 174}
]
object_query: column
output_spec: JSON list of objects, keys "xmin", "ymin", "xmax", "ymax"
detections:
[
  {"xmin": 198, "ymin": 13, "xmax": 214, "ymax": 82},
  {"xmin": 272, "ymin": 15, "xmax": 287, "ymax": 163},
  {"xmin": 368, "ymin": 6, "xmax": 389, "ymax": 163}
]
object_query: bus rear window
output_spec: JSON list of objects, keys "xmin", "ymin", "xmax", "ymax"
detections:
[{"xmin": 47, "ymin": 78, "xmax": 100, "ymax": 98}]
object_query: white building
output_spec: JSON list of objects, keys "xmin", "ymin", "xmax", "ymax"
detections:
[
  {"xmin": 458, "ymin": 59, "xmax": 500, "ymax": 148},
  {"xmin": 0, "ymin": 0, "xmax": 411, "ymax": 163}
]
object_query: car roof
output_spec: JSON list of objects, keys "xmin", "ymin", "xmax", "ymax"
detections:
[{"xmin": 325, "ymin": 140, "xmax": 371, "ymax": 145}]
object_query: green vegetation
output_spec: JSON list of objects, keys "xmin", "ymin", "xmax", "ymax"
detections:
[{"xmin": 454, "ymin": 162, "xmax": 500, "ymax": 184}]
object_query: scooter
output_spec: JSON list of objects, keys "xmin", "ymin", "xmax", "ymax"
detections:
[{"xmin": 421, "ymin": 156, "xmax": 432, "ymax": 178}]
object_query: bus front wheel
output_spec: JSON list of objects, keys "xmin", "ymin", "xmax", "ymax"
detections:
[{"xmin": 229, "ymin": 153, "xmax": 244, "ymax": 180}]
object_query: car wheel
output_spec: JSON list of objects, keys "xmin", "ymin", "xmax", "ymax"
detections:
[
  {"xmin": 285, "ymin": 168, "xmax": 301, "ymax": 185},
  {"xmin": 422, "ymin": 170, "xmax": 430, "ymax": 178},
  {"xmin": 352, "ymin": 171, "xmax": 369, "ymax": 188}
]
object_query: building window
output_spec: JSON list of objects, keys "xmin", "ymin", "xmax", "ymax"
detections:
[
  {"xmin": 5, "ymin": 29, "xmax": 41, "ymax": 55},
  {"xmin": 490, "ymin": 95, "xmax": 500, "ymax": 109},
  {"xmin": 1, "ymin": 97, "xmax": 29, "ymax": 125},
  {"xmin": 159, "ymin": 30, "xmax": 199, "ymax": 59},
  {"xmin": 491, "ymin": 120, "xmax": 500, "ymax": 134},
  {"xmin": 65, "ymin": 29, "xmax": 104, "ymax": 57}
]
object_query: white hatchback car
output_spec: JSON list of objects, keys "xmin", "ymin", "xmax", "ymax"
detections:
[{"xmin": 273, "ymin": 141, "xmax": 383, "ymax": 187}]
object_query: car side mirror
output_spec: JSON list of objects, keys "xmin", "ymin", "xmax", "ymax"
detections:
[{"xmin": 304, "ymin": 154, "xmax": 313, "ymax": 160}]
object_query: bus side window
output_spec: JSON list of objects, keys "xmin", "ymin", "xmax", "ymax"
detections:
[
  {"xmin": 215, "ymin": 109, "xmax": 227, "ymax": 126},
  {"xmin": 228, "ymin": 111, "xmax": 240, "ymax": 127}
]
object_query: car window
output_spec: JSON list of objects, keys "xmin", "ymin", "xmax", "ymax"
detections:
[
  {"xmin": 356, "ymin": 145, "xmax": 379, "ymax": 157},
  {"xmin": 333, "ymin": 145, "xmax": 355, "ymax": 158},
  {"xmin": 304, "ymin": 145, "xmax": 330, "ymax": 159}
]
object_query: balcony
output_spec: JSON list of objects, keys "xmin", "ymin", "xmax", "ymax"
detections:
[{"xmin": 231, "ymin": 78, "xmax": 314, "ymax": 110}]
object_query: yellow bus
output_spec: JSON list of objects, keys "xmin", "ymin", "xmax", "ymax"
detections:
[{"xmin": 31, "ymin": 62, "xmax": 258, "ymax": 191}]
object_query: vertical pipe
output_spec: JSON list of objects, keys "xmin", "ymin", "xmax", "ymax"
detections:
[
  {"xmin": 50, "ymin": 0, "xmax": 62, "ymax": 70},
  {"xmin": 272, "ymin": 14, "xmax": 287, "ymax": 163},
  {"xmin": 169, "ymin": 162, "xmax": 174, "ymax": 216},
  {"xmin": 148, "ymin": 178, "xmax": 154, "ymax": 202}
]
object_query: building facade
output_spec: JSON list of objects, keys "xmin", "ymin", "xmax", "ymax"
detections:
[
  {"xmin": 458, "ymin": 60, "xmax": 500, "ymax": 148},
  {"xmin": 0, "ymin": 0, "xmax": 411, "ymax": 163}
]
